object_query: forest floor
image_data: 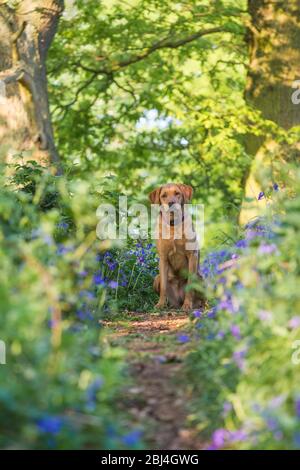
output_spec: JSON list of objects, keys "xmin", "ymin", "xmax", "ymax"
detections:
[{"xmin": 103, "ymin": 311, "xmax": 205, "ymax": 450}]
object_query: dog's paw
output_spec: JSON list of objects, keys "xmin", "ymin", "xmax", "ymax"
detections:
[
  {"xmin": 182, "ymin": 301, "xmax": 193, "ymax": 312},
  {"xmin": 155, "ymin": 301, "xmax": 167, "ymax": 310}
]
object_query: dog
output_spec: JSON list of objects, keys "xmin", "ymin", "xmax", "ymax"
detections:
[{"xmin": 149, "ymin": 183, "xmax": 205, "ymax": 312}]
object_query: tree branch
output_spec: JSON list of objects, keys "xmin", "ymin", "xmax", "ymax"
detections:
[{"xmin": 76, "ymin": 26, "xmax": 225, "ymax": 75}]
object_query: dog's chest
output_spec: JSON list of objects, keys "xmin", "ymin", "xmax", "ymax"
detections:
[{"xmin": 164, "ymin": 239, "xmax": 188, "ymax": 271}]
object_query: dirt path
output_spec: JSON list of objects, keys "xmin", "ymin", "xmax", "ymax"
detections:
[{"xmin": 104, "ymin": 312, "xmax": 204, "ymax": 450}]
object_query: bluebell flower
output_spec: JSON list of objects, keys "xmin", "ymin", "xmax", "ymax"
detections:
[
  {"xmin": 79, "ymin": 290, "xmax": 95, "ymax": 300},
  {"xmin": 193, "ymin": 310, "xmax": 202, "ymax": 318},
  {"xmin": 288, "ymin": 316, "xmax": 300, "ymax": 330},
  {"xmin": 108, "ymin": 281, "xmax": 118, "ymax": 289},
  {"xmin": 230, "ymin": 324, "xmax": 241, "ymax": 340},
  {"xmin": 218, "ymin": 293, "xmax": 239, "ymax": 314},
  {"xmin": 235, "ymin": 239, "xmax": 248, "ymax": 249},
  {"xmin": 211, "ymin": 428, "xmax": 229, "ymax": 449},
  {"xmin": 56, "ymin": 244, "xmax": 73, "ymax": 255},
  {"xmin": 269, "ymin": 395, "xmax": 286, "ymax": 409},
  {"xmin": 266, "ymin": 417, "xmax": 278, "ymax": 431},
  {"xmin": 207, "ymin": 307, "xmax": 217, "ymax": 319},
  {"xmin": 258, "ymin": 310, "xmax": 273, "ymax": 323},
  {"xmin": 258, "ymin": 191, "xmax": 265, "ymax": 201},
  {"xmin": 76, "ymin": 308, "xmax": 93, "ymax": 321},
  {"xmin": 93, "ymin": 272, "xmax": 105, "ymax": 286},
  {"xmin": 122, "ymin": 430, "xmax": 142, "ymax": 447},
  {"xmin": 232, "ymin": 348, "xmax": 246, "ymax": 369},
  {"xmin": 206, "ymin": 333, "xmax": 215, "ymax": 341},
  {"xmin": 177, "ymin": 334, "xmax": 190, "ymax": 343},
  {"xmin": 228, "ymin": 429, "xmax": 247, "ymax": 443},
  {"xmin": 78, "ymin": 270, "xmax": 88, "ymax": 278},
  {"xmin": 57, "ymin": 221, "xmax": 69, "ymax": 231},
  {"xmin": 222, "ymin": 402, "xmax": 232, "ymax": 415},
  {"xmin": 258, "ymin": 243, "xmax": 277, "ymax": 254},
  {"xmin": 273, "ymin": 183, "xmax": 279, "ymax": 191},
  {"xmin": 37, "ymin": 416, "xmax": 63, "ymax": 435},
  {"xmin": 295, "ymin": 398, "xmax": 300, "ymax": 418}
]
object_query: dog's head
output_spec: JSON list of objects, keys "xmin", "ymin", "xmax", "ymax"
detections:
[{"xmin": 149, "ymin": 183, "xmax": 193, "ymax": 213}]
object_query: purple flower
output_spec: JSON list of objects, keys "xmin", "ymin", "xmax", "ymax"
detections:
[
  {"xmin": 288, "ymin": 316, "xmax": 300, "ymax": 330},
  {"xmin": 266, "ymin": 417, "xmax": 278, "ymax": 431},
  {"xmin": 79, "ymin": 290, "xmax": 95, "ymax": 300},
  {"xmin": 235, "ymin": 281, "xmax": 244, "ymax": 290},
  {"xmin": 76, "ymin": 309, "xmax": 93, "ymax": 321},
  {"xmin": 177, "ymin": 334, "xmax": 190, "ymax": 343},
  {"xmin": 93, "ymin": 272, "xmax": 105, "ymax": 286},
  {"xmin": 273, "ymin": 183, "xmax": 279, "ymax": 191},
  {"xmin": 217, "ymin": 330, "xmax": 225, "ymax": 339},
  {"xmin": 222, "ymin": 402, "xmax": 232, "ymax": 416},
  {"xmin": 231, "ymin": 325, "xmax": 241, "ymax": 340},
  {"xmin": 232, "ymin": 348, "xmax": 246, "ymax": 369},
  {"xmin": 258, "ymin": 243, "xmax": 277, "ymax": 254},
  {"xmin": 258, "ymin": 310, "xmax": 273, "ymax": 323},
  {"xmin": 229, "ymin": 429, "xmax": 247, "ymax": 443},
  {"xmin": 122, "ymin": 429, "xmax": 142, "ymax": 446},
  {"xmin": 207, "ymin": 307, "xmax": 217, "ymax": 318},
  {"xmin": 235, "ymin": 239, "xmax": 248, "ymax": 249},
  {"xmin": 206, "ymin": 333, "xmax": 215, "ymax": 341},
  {"xmin": 108, "ymin": 281, "xmax": 118, "ymax": 289},
  {"xmin": 258, "ymin": 191, "xmax": 265, "ymax": 201},
  {"xmin": 217, "ymin": 295, "xmax": 239, "ymax": 314},
  {"xmin": 78, "ymin": 270, "xmax": 88, "ymax": 278},
  {"xmin": 48, "ymin": 319, "xmax": 59, "ymax": 329},
  {"xmin": 211, "ymin": 428, "xmax": 229, "ymax": 449},
  {"xmin": 57, "ymin": 222, "xmax": 69, "ymax": 231},
  {"xmin": 269, "ymin": 395, "xmax": 286, "ymax": 409},
  {"xmin": 295, "ymin": 398, "xmax": 300, "ymax": 418},
  {"xmin": 37, "ymin": 416, "xmax": 63, "ymax": 435},
  {"xmin": 57, "ymin": 244, "xmax": 73, "ymax": 255},
  {"xmin": 193, "ymin": 310, "xmax": 202, "ymax": 318}
]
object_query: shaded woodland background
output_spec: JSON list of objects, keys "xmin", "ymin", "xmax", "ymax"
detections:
[{"xmin": 0, "ymin": 0, "xmax": 300, "ymax": 450}]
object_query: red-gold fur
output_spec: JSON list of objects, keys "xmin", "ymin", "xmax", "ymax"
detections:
[{"xmin": 149, "ymin": 183, "xmax": 205, "ymax": 311}]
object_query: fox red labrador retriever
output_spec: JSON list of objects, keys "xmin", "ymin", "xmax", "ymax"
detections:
[{"xmin": 149, "ymin": 183, "xmax": 205, "ymax": 311}]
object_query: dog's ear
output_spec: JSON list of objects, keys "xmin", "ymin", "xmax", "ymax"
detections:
[
  {"xmin": 149, "ymin": 187, "xmax": 161, "ymax": 204},
  {"xmin": 178, "ymin": 184, "xmax": 193, "ymax": 202}
]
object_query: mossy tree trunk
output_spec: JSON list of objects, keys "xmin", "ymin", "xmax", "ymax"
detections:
[
  {"xmin": 0, "ymin": 0, "xmax": 64, "ymax": 170},
  {"xmin": 240, "ymin": 0, "xmax": 300, "ymax": 224}
]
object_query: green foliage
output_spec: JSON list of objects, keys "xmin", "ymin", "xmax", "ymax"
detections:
[
  {"xmin": 49, "ymin": 0, "xmax": 249, "ymax": 221},
  {"xmin": 0, "ymin": 163, "xmax": 142, "ymax": 449},
  {"xmin": 185, "ymin": 164, "xmax": 300, "ymax": 449}
]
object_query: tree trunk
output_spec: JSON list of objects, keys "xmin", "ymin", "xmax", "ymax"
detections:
[
  {"xmin": 240, "ymin": 0, "xmax": 300, "ymax": 224},
  {"xmin": 0, "ymin": 0, "xmax": 64, "ymax": 170}
]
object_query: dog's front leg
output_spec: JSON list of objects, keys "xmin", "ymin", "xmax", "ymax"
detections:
[
  {"xmin": 182, "ymin": 252, "xmax": 198, "ymax": 312},
  {"xmin": 155, "ymin": 255, "xmax": 168, "ymax": 309}
]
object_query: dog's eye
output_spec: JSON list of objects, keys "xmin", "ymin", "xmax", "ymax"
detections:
[
  {"xmin": 175, "ymin": 192, "xmax": 180, "ymax": 196},
  {"xmin": 161, "ymin": 194, "xmax": 167, "ymax": 198}
]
